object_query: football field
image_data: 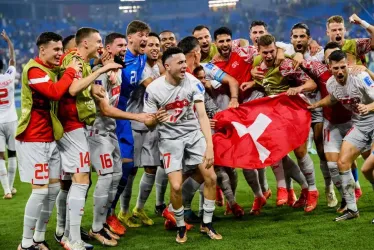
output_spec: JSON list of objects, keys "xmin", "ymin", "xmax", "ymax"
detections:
[{"xmin": 1, "ymin": 154, "xmax": 373, "ymax": 250}]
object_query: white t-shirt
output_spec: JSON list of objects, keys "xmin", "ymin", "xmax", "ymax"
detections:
[{"xmin": 0, "ymin": 66, "xmax": 17, "ymax": 123}]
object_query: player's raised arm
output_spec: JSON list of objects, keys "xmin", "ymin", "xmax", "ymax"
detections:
[
  {"xmin": 1, "ymin": 30, "xmax": 15, "ymax": 67},
  {"xmin": 350, "ymin": 14, "xmax": 374, "ymax": 50}
]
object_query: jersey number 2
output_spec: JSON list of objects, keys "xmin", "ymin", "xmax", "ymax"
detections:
[
  {"xmin": 130, "ymin": 71, "xmax": 137, "ymax": 85},
  {"xmin": 0, "ymin": 88, "xmax": 9, "ymax": 105}
]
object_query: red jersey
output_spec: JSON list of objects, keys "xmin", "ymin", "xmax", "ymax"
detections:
[
  {"xmin": 16, "ymin": 57, "xmax": 76, "ymax": 142},
  {"xmin": 213, "ymin": 45, "xmax": 257, "ymax": 102},
  {"xmin": 301, "ymin": 60, "xmax": 352, "ymax": 124}
]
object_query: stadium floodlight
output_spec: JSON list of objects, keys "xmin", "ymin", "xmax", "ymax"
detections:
[
  {"xmin": 208, "ymin": 0, "xmax": 239, "ymax": 8},
  {"xmin": 120, "ymin": 0, "xmax": 145, "ymax": 2}
]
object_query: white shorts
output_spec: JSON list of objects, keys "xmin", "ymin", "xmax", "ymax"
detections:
[
  {"xmin": 344, "ymin": 125, "xmax": 374, "ymax": 152},
  {"xmin": 57, "ymin": 128, "xmax": 90, "ymax": 174},
  {"xmin": 132, "ymin": 129, "xmax": 161, "ymax": 167},
  {"xmin": 0, "ymin": 121, "xmax": 17, "ymax": 152},
  {"xmin": 323, "ymin": 120, "xmax": 352, "ymax": 153},
  {"xmin": 16, "ymin": 140, "xmax": 60, "ymax": 185},
  {"xmin": 159, "ymin": 130, "xmax": 206, "ymax": 175},
  {"xmin": 88, "ymin": 132, "xmax": 122, "ymax": 175},
  {"xmin": 311, "ymin": 110, "xmax": 324, "ymax": 124}
]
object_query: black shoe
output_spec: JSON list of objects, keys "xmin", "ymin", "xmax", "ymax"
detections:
[
  {"xmin": 184, "ymin": 209, "xmax": 201, "ymax": 224},
  {"xmin": 334, "ymin": 209, "xmax": 359, "ymax": 221},
  {"xmin": 81, "ymin": 227, "xmax": 91, "ymax": 241},
  {"xmin": 155, "ymin": 203, "xmax": 166, "ymax": 216},
  {"xmin": 33, "ymin": 240, "xmax": 50, "ymax": 250},
  {"xmin": 176, "ymin": 226, "xmax": 187, "ymax": 244},
  {"xmin": 54, "ymin": 232, "xmax": 63, "ymax": 244}
]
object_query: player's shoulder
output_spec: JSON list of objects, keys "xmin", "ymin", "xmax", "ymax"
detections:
[
  {"xmin": 353, "ymin": 71, "xmax": 373, "ymax": 86},
  {"xmin": 5, "ymin": 65, "xmax": 16, "ymax": 75},
  {"xmin": 326, "ymin": 75, "xmax": 337, "ymax": 88},
  {"xmin": 147, "ymin": 75, "xmax": 165, "ymax": 90}
]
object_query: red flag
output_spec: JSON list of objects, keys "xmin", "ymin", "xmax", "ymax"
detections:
[{"xmin": 213, "ymin": 93, "xmax": 311, "ymax": 169}]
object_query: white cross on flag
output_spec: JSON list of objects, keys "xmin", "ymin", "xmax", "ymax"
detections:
[{"xmin": 213, "ymin": 93, "xmax": 311, "ymax": 169}]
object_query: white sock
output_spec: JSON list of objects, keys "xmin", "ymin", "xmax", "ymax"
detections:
[
  {"xmin": 297, "ymin": 154, "xmax": 317, "ymax": 191},
  {"xmin": 172, "ymin": 205, "xmax": 185, "ymax": 227},
  {"xmin": 136, "ymin": 172, "xmax": 156, "ymax": 209},
  {"xmin": 92, "ymin": 174, "xmax": 112, "ymax": 232},
  {"xmin": 56, "ymin": 189, "xmax": 68, "ymax": 236},
  {"xmin": 341, "ymin": 170, "xmax": 357, "ymax": 211},
  {"xmin": 0, "ymin": 159, "xmax": 10, "ymax": 195},
  {"xmin": 155, "ymin": 166, "xmax": 168, "ymax": 206},
  {"xmin": 271, "ymin": 160, "xmax": 286, "ymax": 188},
  {"xmin": 7, "ymin": 157, "xmax": 17, "ymax": 190},
  {"xmin": 203, "ymin": 198, "xmax": 215, "ymax": 224}
]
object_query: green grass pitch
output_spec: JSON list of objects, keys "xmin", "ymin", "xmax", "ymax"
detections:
[{"xmin": 1, "ymin": 154, "xmax": 374, "ymax": 250}]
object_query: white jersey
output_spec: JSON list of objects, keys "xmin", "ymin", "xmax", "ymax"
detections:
[
  {"xmin": 275, "ymin": 42, "xmax": 324, "ymax": 62},
  {"xmin": 144, "ymin": 73, "xmax": 204, "ymax": 139},
  {"xmin": 327, "ymin": 71, "xmax": 374, "ymax": 130},
  {"xmin": 128, "ymin": 62, "xmax": 161, "ymax": 131},
  {"xmin": 0, "ymin": 66, "xmax": 17, "ymax": 123}
]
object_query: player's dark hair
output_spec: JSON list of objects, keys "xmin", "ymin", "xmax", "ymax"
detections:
[
  {"xmin": 291, "ymin": 23, "xmax": 310, "ymax": 37},
  {"xmin": 159, "ymin": 30, "xmax": 174, "ymax": 35},
  {"xmin": 214, "ymin": 27, "xmax": 232, "ymax": 40},
  {"xmin": 192, "ymin": 25, "xmax": 210, "ymax": 34},
  {"xmin": 257, "ymin": 34, "xmax": 275, "ymax": 49},
  {"xmin": 62, "ymin": 35, "xmax": 75, "ymax": 50},
  {"xmin": 162, "ymin": 47, "xmax": 183, "ymax": 66},
  {"xmin": 177, "ymin": 36, "xmax": 199, "ymax": 54},
  {"xmin": 148, "ymin": 32, "xmax": 160, "ymax": 42},
  {"xmin": 328, "ymin": 50, "xmax": 346, "ymax": 64},
  {"xmin": 36, "ymin": 32, "xmax": 63, "ymax": 48},
  {"xmin": 193, "ymin": 65, "xmax": 204, "ymax": 76},
  {"xmin": 104, "ymin": 32, "xmax": 126, "ymax": 46},
  {"xmin": 250, "ymin": 20, "xmax": 267, "ymax": 31},
  {"xmin": 324, "ymin": 41, "xmax": 341, "ymax": 52},
  {"xmin": 126, "ymin": 20, "xmax": 151, "ymax": 36},
  {"xmin": 75, "ymin": 27, "xmax": 99, "ymax": 45}
]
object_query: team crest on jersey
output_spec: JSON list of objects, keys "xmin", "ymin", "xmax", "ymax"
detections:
[
  {"xmin": 232, "ymin": 61, "xmax": 239, "ymax": 68},
  {"xmin": 196, "ymin": 82, "xmax": 205, "ymax": 93},
  {"xmin": 95, "ymin": 80, "xmax": 102, "ymax": 85},
  {"xmin": 363, "ymin": 76, "xmax": 373, "ymax": 87}
]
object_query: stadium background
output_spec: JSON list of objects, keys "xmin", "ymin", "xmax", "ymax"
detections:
[{"xmin": 0, "ymin": 0, "xmax": 374, "ymax": 249}]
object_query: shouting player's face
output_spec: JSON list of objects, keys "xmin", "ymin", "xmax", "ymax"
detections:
[
  {"xmin": 160, "ymin": 32, "xmax": 177, "ymax": 51},
  {"xmin": 87, "ymin": 32, "xmax": 103, "ymax": 59},
  {"xmin": 330, "ymin": 58, "xmax": 348, "ymax": 85},
  {"xmin": 146, "ymin": 36, "xmax": 160, "ymax": 61},
  {"xmin": 193, "ymin": 28, "xmax": 212, "ymax": 55},
  {"xmin": 107, "ymin": 38, "xmax": 127, "ymax": 60},
  {"xmin": 250, "ymin": 25, "xmax": 267, "ymax": 46},
  {"xmin": 260, "ymin": 43, "xmax": 277, "ymax": 67},
  {"xmin": 216, "ymin": 34, "xmax": 232, "ymax": 59},
  {"xmin": 128, "ymin": 30, "xmax": 149, "ymax": 55},
  {"xmin": 327, "ymin": 22, "xmax": 346, "ymax": 45},
  {"xmin": 165, "ymin": 53, "xmax": 187, "ymax": 81},
  {"xmin": 291, "ymin": 28, "xmax": 310, "ymax": 54},
  {"xmin": 41, "ymin": 40, "xmax": 64, "ymax": 67}
]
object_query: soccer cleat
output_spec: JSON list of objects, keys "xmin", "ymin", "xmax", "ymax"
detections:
[
  {"xmin": 83, "ymin": 241, "xmax": 94, "ymax": 250},
  {"xmin": 215, "ymin": 186, "xmax": 224, "ymax": 207},
  {"xmin": 80, "ymin": 227, "xmax": 91, "ymax": 241},
  {"xmin": 276, "ymin": 187, "xmax": 288, "ymax": 206},
  {"xmin": 89, "ymin": 228, "xmax": 118, "ymax": 246},
  {"xmin": 249, "ymin": 196, "xmax": 266, "ymax": 215},
  {"xmin": 104, "ymin": 225, "xmax": 120, "ymax": 240},
  {"xmin": 200, "ymin": 223, "xmax": 223, "ymax": 240},
  {"xmin": 3, "ymin": 193, "xmax": 12, "ymax": 199},
  {"xmin": 334, "ymin": 209, "xmax": 359, "ymax": 221},
  {"xmin": 355, "ymin": 188, "xmax": 362, "ymax": 202},
  {"xmin": 305, "ymin": 190, "xmax": 319, "ymax": 212},
  {"xmin": 231, "ymin": 203, "xmax": 245, "ymax": 218},
  {"xmin": 184, "ymin": 209, "xmax": 201, "ymax": 224},
  {"xmin": 325, "ymin": 188, "xmax": 338, "ymax": 208},
  {"xmin": 60, "ymin": 236, "xmax": 69, "ymax": 248},
  {"xmin": 293, "ymin": 188, "xmax": 308, "ymax": 208},
  {"xmin": 224, "ymin": 203, "xmax": 232, "ymax": 216},
  {"xmin": 176, "ymin": 226, "xmax": 187, "ymax": 244},
  {"xmin": 106, "ymin": 215, "xmax": 126, "ymax": 236},
  {"xmin": 118, "ymin": 210, "xmax": 141, "ymax": 228},
  {"xmin": 154, "ymin": 203, "xmax": 166, "ymax": 216},
  {"xmin": 162, "ymin": 207, "xmax": 177, "ymax": 224},
  {"xmin": 263, "ymin": 189, "xmax": 272, "ymax": 200},
  {"xmin": 54, "ymin": 232, "xmax": 63, "ymax": 244},
  {"xmin": 33, "ymin": 240, "xmax": 50, "ymax": 250},
  {"xmin": 133, "ymin": 207, "xmax": 154, "ymax": 226},
  {"xmin": 11, "ymin": 187, "xmax": 17, "ymax": 195},
  {"xmin": 336, "ymin": 199, "xmax": 347, "ymax": 214},
  {"xmin": 287, "ymin": 189, "xmax": 297, "ymax": 207},
  {"xmin": 69, "ymin": 240, "xmax": 88, "ymax": 250},
  {"xmin": 17, "ymin": 244, "xmax": 37, "ymax": 250}
]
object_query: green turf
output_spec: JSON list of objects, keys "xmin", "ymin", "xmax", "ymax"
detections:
[{"xmin": 1, "ymin": 155, "xmax": 373, "ymax": 250}]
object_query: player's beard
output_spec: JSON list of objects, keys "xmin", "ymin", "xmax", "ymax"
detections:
[
  {"xmin": 295, "ymin": 43, "xmax": 307, "ymax": 54},
  {"xmin": 336, "ymin": 73, "xmax": 346, "ymax": 84},
  {"xmin": 114, "ymin": 54, "xmax": 125, "ymax": 67},
  {"xmin": 218, "ymin": 46, "xmax": 231, "ymax": 59}
]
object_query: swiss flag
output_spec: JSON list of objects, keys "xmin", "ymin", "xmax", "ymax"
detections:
[{"xmin": 213, "ymin": 93, "xmax": 311, "ymax": 169}]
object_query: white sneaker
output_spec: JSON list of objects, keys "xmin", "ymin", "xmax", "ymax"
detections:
[
  {"xmin": 70, "ymin": 240, "xmax": 86, "ymax": 250},
  {"xmin": 11, "ymin": 188, "xmax": 17, "ymax": 195},
  {"xmin": 326, "ymin": 189, "xmax": 338, "ymax": 208}
]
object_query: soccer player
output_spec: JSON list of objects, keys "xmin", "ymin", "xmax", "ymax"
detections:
[
  {"xmin": 0, "ymin": 30, "xmax": 17, "ymax": 200},
  {"xmin": 88, "ymin": 32, "xmax": 151, "ymax": 246},
  {"xmin": 326, "ymin": 14, "xmax": 374, "ymax": 65},
  {"xmin": 128, "ymin": 32, "xmax": 163, "ymax": 225},
  {"xmin": 246, "ymin": 34, "xmax": 319, "ymax": 213},
  {"xmin": 309, "ymin": 50, "xmax": 374, "ymax": 221},
  {"xmin": 160, "ymin": 30, "xmax": 177, "ymax": 52},
  {"xmin": 110, "ymin": 20, "xmax": 150, "ymax": 229},
  {"xmin": 144, "ymin": 47, "xmax": 222, "ymax": 243},
  {"xmin": 15, "ymin": 32, "xmax": 81, "ymax": 250},
  {"xmin": 62, "ymin": 35, "xmax": 77, "ymax": 54},
  {"xmin": 57, "ymin": 27, "xmax": 122, "ymax": 250}
]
